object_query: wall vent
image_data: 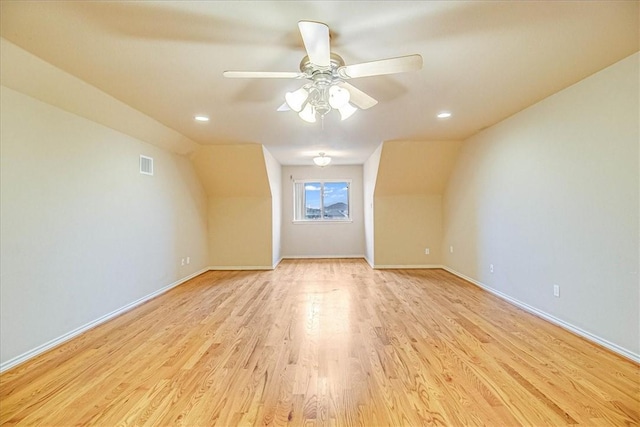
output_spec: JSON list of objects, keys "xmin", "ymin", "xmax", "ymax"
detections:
[{"xmin": 140, "ymin": 155, "xmax": 154, "ymax": 175}]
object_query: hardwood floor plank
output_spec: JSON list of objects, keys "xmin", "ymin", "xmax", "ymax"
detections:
[{"xmin": 1, "ymin": 260, "xmax": 638, "ymax": 426}]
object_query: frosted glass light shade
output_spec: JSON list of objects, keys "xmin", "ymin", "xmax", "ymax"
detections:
[
  {"xmin": 285, "ymin": 87, "xmax": 309, "ymax": 112},
  {"xmin": 338, "ymin": 103, "xmax": 357, "ymax": 120},
  {"xmin": 329, "ymin": 85, "xmax": 350, "ymax": 109},
  {"xmin": 298, "ymin": 103, "xmax": 316, "ymax": 123},
  {"xmin": 286, "ymin": 83, "xmax": 358, "ymax": 122},
  {"xmin": 313, "ymin": 154, "xmax": 331, "ymax": 167}
]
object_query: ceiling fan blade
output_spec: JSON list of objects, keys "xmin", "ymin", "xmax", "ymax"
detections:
[
  {"xmin": 223, "ymin": 71, "xmax": 305, "ymax": 79},
  {"xmin": 298, "ymin": 21, "xmax": 330, "ymax": 67},
  {"xmin": 337, "ymin": 82, "xmax": 378, "ymax": 110},
  {"xmin": 337, "ymin": 54, "xmax": 423, "ymax": 79},
  {"xmin": 277, "ymin": 102, "xmax": 291, "ymax": 112}
]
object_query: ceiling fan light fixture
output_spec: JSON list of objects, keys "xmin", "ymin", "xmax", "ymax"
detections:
[
  {"xmin": 313, "ymin": 153, "xmax": 331, "ymax": 167},
  {"xmin": 299, "ymin": 103, "xmax": 316, "ymax": 123},
  {"xmin": 285, "ymin": 87, "xmax": 309, "ymax": 112},
  {"xmin": 224, "ymin": 21, "xmax": 423, "ymax": 125},
  {"xmin": 329, "ymin": 85, "xmax": 350, "ymax": 109},
  {"xmin": 338, "ymin": 103, "xmax": 358, "ymax": 121}
]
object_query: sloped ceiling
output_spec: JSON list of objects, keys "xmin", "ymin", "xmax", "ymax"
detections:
[
  {"xmin": 0, "ymin": 39, "xmax": 199, "ymax": 155},
  {"xmin": 375, "ymin": 141, "xmax": 462, "ymax": 196},
  {"xmin": 191, "ymin": 144, "xmax": 271, "ymax": 197},
  {"xmin": 1, "ymin": 1, "xmax": 637, "ymax": 165}
]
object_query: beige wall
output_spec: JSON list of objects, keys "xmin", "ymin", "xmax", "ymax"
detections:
[
  {"xmin": 373, "ymin": 140, "xmax": 461, "ymax": 267},
  {"xmin": 374, "ymin": 195, "xmax": 443, "ymax": 267},
  {"xmin": 281, "ymin": 165, "xmax": 365, "ymax": 258},
  {"xmin": 443, "ymin": 53, "xmax": 639, "ymax": 358},
  {"xmin": 0, "ymin": 86, "xmax": 209, "ymax": 366},
  {"xmin": 191, "ymin": 144, "xmax": 274, "ymax": 268},
  {"xmin": 207, "ymin": 197, "xmax": 272, "ymax": 268}
]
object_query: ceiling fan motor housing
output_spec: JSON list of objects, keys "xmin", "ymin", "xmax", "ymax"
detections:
[
  {"xmin": 300, "ymin": 53, "xmax": 347, "ymax": 116},
  {"xmin": 300, "ymin": 53, "xmax": 345, "ymax": 81}
]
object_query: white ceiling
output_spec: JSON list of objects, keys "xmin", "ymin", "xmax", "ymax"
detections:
[{"xmin": 1, "ymin": 1, "xmax": 637, "ymax": 165}]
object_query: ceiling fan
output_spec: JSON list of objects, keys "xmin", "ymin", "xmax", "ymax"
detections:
[{"xmin": 223, "ymin": 20, "xmax": 423, "ymax": 123}]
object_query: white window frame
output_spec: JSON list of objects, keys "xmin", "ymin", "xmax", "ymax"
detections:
[{"xmin": 293, "ymin": 179, "xmax": 352, "ymax": 223}]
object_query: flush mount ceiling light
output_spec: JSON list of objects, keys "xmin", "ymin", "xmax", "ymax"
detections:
[
  {"xmin": 313, "ymin": 152, "xmax": 331, "ymax": 167},
  {"xmin": 194, "ymin": 115, "xmax": 210, "ymax": 122},
  {"xmin": 437, "ymin": 111, "xmax": 452, "ymax": 119},
  {"xmin": 224, "ymin": 21, "xmax": 423, "ymax": 123}
]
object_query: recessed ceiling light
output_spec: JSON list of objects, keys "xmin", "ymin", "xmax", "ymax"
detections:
[
  {"xmin": 194, "ymin": 115, "xmax": 210, "ymax": 122},
  {"xmin": 437, "ymin": 111, "xmax": 452, "ymax": 119}
]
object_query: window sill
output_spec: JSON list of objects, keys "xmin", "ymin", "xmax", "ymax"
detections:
[{"xmin": 292, "ymin": 219, "xmax": 353, "ymax": 224}]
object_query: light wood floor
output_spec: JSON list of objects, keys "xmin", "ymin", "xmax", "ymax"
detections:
[{"xmin": 1, "ymin": 259, "xmax": 638, "ymax": 426}]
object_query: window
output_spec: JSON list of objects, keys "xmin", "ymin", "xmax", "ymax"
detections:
[{"xmin": 293, "ymin": 180, "xmax": 351, "ymax": 222}]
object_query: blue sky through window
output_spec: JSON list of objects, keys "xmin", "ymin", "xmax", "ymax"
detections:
[
  {"xmin": 323, "ymin": 182, "xmax": 348, "ymax": 207},
  {"xmin": 305, "ymin": 182, "xmax": 348, "ymax": 209},
  {"xmin": 304, "ymin": 183, "xmax": 321, "ymax": 209},
  {"xmin": 298, "ymin": 180, "xmax": 350, "ymax": 221}
]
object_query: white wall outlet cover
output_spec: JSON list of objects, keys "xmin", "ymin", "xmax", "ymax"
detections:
[
  {"xmin": 449, "ymin": 246, "xmax": 454, "ymax": 253},
  {"xmin": 425, "ymin": 248, "xmax": 430, "ymax": 255}
]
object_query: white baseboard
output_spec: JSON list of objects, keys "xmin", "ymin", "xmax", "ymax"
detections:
[
  {"xmin": 374, "ymin": 264, "xmax": 444, "ymax": 269},
  {"xmin": 208, "ymin": 265, "xmax": 273, "ymax": 271},
  {"xmin": 0, "ymin": 267, "xmax": 209, "ymax": 373},
  {"xmin": 442, "ymin": 266, "xmax": 640, "ymax": 364}
]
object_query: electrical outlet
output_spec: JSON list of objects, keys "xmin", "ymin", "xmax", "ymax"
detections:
[
  {"xmin": 425, "ymin": 248, "xmax": 430, "ymax": 255},
  {"xmin": 490, "ymin": 264, "xmax": 494, "ymax": 273},
  {"xmin": 449, "ymin": 246, "xmax": 454, "ymax": 253},
  {"xmin": 181, "ymin": 258, "xmax": 185, "ymax": 266},
  {"xmin": 186, "ymin": 256, "xmax": 190, "ymax": 264},
  {"xmin": 553, "ymin": 284, "xmax": 560, "ymax": 297}
]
